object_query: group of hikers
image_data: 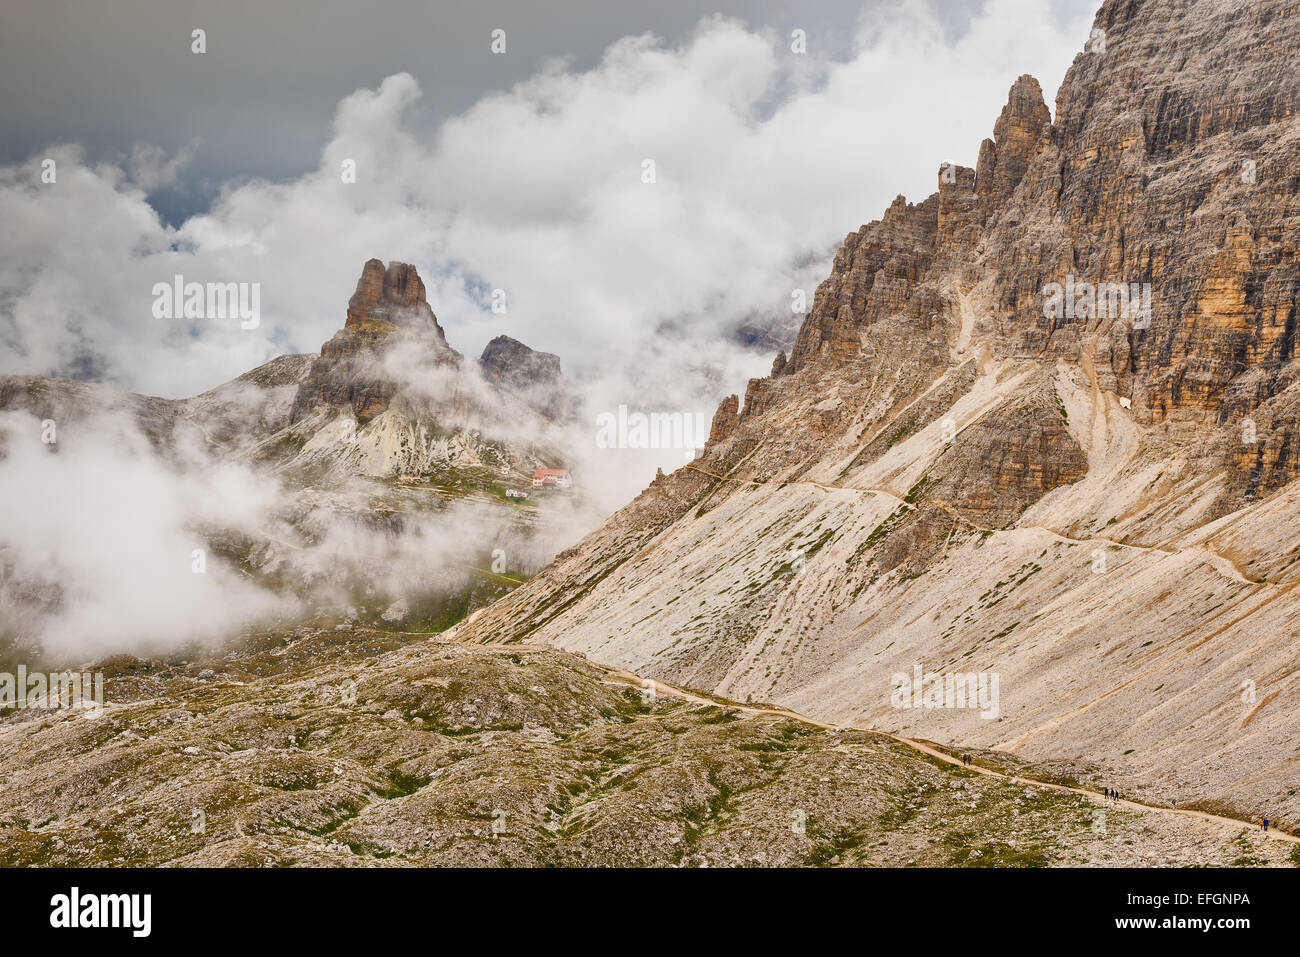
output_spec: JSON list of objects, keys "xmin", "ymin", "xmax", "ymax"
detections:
[
  {"xmin": 1101, "ymin": 787, "xmax": 1274, "ymax": 833},
  {"xmin": 961, "ymin": 761, "xmax": 1279, "ymax": 834}
]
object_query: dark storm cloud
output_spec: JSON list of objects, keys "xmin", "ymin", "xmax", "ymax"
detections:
[{"xmin": 0, "ymin": 0, "xmax": 1010, "ymax": 222}]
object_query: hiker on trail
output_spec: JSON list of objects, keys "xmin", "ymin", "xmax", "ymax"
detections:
[{"xmin": 1263, "ymin": 816, "xmax": 1270, "ymax": 832}]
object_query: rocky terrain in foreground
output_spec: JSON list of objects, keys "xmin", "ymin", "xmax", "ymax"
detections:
[{"xmin": 1, "ymin": 629, "xmax": 1292, "ymax": 867}]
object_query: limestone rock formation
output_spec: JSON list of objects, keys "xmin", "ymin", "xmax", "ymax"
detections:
[
  {"xmin": 478, "ymin": 335, "xmax": 573, "ymax": 420},
  {"xmin": 708, "ymin": 394, "xmax": 740, "ymax": 444},
  {"xmin": 480, "ymin": 335, "xmax": 561, "ymax": 388},
  {"xmin": 787, "ymin": 194, "xmax": 940, "ymax": 373},
  {"xmin": 345, "ymin": 259, "xmax": 445, "ymax": 337},
  {"xmin": 975, "ymin": 74, "xmax": 1051, "ymax": 201},
  {"xmin": 273, "ymin": 259, "xmax": 576, "ymax": 486},
  {"xmin": 0, "ymin": 259, "xmax": 584, "ymax": 643},
  {"xmin": 290, "ymin": 260, "xmax": 458, "ymax": 426}
]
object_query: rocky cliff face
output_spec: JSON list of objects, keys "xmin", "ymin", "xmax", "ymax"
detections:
[
  {"xmin": 345, "ymin": 259, "xmax": 446, "ymax": 337},
  {"xmin": 448, "ymin": 0, "xmax": 1300, "ymax": 823},
  {"xmin": 478, "ymin": 335, "xmax": 574, "ymax": 421},
  {"xmin": 480, "ymin": 335, "xmax": 562, "ymax": 390},
  {"xmin": 978, "ymin": 2, "xmax": 1300, "ymax": 447}
]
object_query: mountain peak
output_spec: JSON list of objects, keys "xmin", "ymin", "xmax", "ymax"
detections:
[
  {"xmin": 289, "ymin": 259, "xmax": 457, "ymax": 424},
  {"xmin": 344, "ymin": 259, "xmax": 448, "ymax": 346},
  {"xmin": 479, "ymin": 335, "xmax": 573, "ymax": 420},
  {"xmin": 480, "ymin": 335, "xmax": 562, "ymax": 385},
  {"xmin": 976, "ymin": 74, "xmax": 1050, "ymax": 199}
]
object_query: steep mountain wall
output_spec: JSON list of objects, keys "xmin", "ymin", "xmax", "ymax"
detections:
[{"xmin": 450, "ymin": 0, "xmax": 1300, "ymax": 822}]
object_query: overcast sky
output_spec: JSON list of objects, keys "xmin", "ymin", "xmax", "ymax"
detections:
[
  {"xmin": 0, "ymin": 0, "xmax": 1100, "ymax": 405},
  {"xmin": 1, "ymin": 0, "xmax": 1063, "ymax": 221}
]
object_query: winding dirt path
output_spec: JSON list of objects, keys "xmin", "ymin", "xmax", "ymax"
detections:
[
  {"xmin": 603, "ymin": 667, "xmax": 1298, "ymax": 846},
  {"xmin": 683, "ymin": 463, "xmax": 1262, "ymax": 586}
]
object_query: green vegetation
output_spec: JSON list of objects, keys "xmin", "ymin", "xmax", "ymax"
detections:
[
  {"xmin": 806, "ymin": 823, "xmax": 867, "ymax": 866},
  {"xmin": 904, "ymin": 475, "xmax": 932, "ymax": 504},
  {"xmin": 1053, "ymin": 388, "xmax": 1069, "ymax": 426}
]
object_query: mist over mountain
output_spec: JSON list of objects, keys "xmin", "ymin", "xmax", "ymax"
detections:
[
  {"xmin": 1, "ymin": 0, "xmax": 1298, "ymax": 884},
  {"xmin": 0, "ymin": 258, "xmax": 605, "ymax": 660}
]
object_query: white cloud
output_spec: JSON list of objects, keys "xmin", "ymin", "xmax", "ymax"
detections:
[
  {"xmin": 0, "ymin": 399, "xmax": 604, "ymax": 660},
  {"xmin": 0, "ymin": 408, "xmax": 291, "ymax": 658},
  {"xmin": 0, "ymin": 0, "xmax": 1096, "ymax": 461}
]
